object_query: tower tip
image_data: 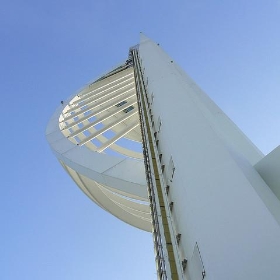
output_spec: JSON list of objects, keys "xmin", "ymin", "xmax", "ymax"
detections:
[{"xmin": 139, "ymin": 32, "xmax": 155, "ymax": 45}]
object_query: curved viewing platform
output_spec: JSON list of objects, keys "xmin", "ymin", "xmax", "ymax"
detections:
[{"xmin": 46, "ymin": 64, "xmax": 151, "ymax": 232}]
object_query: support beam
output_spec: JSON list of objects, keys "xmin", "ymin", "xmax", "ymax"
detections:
[
  {"xmin": 97, "ymin": 121, "xmax": 139, "ymax": 152},
  {"xmin": 78, "ymin": 110, "xmax": 138, "ymax": 146}
]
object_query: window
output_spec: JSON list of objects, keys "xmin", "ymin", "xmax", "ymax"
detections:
[
  {"xmin": 123, "ymin": 105, "xmax": 134, "ymax": 113},
  {"xmin": 168, "ymin": 156, "xmax": 175, "ymax": 182},
  {"xmin": 166, "ymin": 185, "xmax": 170, "ymax": 195},
  {"xmin": 151, "ymin": 92, "xmax": 154, "ymax": 105},
  {"xmin": 116, "ymin": 100, "xmax": 127, "ymax": 107},
  {"xmin": 176, "ymin": 233, "xmax": 182, "ymax": 245},
  {"xmin": 157, "ymin": 116, "xmax": 162, "ymax": 133},
  {"xmin": 186, "ymin": 243, "xmax": 206, "ymax": 280}
]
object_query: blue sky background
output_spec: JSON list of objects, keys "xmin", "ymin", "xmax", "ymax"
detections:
[{"xmin": 1, "ymin": 1, "xmax": 280, "ymax": 279}]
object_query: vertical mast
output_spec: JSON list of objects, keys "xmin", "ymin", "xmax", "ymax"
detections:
[{"xmin": 131, "ymin": 47, "xmax": 182, "ymax": 280}]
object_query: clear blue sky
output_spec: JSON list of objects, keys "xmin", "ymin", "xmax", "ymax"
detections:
[{"xmin": 1, "ymin": 1, "xmax": 280, "ymax": 279}]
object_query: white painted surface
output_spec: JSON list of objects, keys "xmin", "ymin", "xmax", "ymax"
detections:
[
  {"xmin": 138, "ymin": 34, "xmax": 280, "ymax": 280},
  {"xmin": 255, "ymin": 145, "xmax": 280, "ymax": 201},
  {"xmin": 46, "ymin": 69, "xmax": 152, "ymax": 232}
]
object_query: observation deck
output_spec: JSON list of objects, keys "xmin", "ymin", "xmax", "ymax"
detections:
[{"xmin": 46, "ymin": 63, "xmax": 151, "ymax": 231}]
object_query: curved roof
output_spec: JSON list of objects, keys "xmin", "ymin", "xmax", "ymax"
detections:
[{"xmin": 46, "ymin": 65, "xmax": 151, "ymax": 232}]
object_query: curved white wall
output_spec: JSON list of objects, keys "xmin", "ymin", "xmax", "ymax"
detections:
[{"xmin": 138, "ymin": 34, "xmax": 280, "ymax": 280}]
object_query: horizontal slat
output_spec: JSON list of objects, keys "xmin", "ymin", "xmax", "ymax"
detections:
[
  {"xmin": 78, "ymin": 109, "xmax": 138, "ymax": 146},
  {"xmin": 72, "ymin": 75, "xmax": 134, "ymax": 105},
  {"xmin": 66, "ymin": 81, "xmax": 135, "ymax": 115},
  {"xmin": 97, "ymin": 121, "xmax": 139, "ymax": 152},
  {"xmin": 61, "ymin": 93, "xmax": 136, "ymax": 129},
  {"xmin": 69, "ymin": 100, "xmax": 138, "ymax": 138},
  {"xmin": 62, "ymin": 87, "xmax": 135, "ymax": 122},
  {"xmin": 75, "ymin": 72, "xmax": 133, "ymax": 101}
]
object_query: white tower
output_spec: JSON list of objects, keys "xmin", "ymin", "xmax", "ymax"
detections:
[{"xmin": 46, "ymin": 34, "xmax": 280, "ymax": 280}]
